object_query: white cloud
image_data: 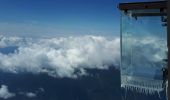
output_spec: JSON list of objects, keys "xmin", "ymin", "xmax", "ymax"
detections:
[
  {"xmin": 0, "ymin": 85, "xmax": 15, "ymax": 99},
  {"xmin": 0, "ymin": 35, "xmax": 34, "ymax": 48},
  {"xmin": 25, "ymin": 92, "xmax": 37, "ymax": 98},
  {"xmin": 0, "ymin": 35, "xmax": 120, "ymax": 78},
  {"xmin": 19, "ymin": 91, "xmax": 37, "ymax": 98}
]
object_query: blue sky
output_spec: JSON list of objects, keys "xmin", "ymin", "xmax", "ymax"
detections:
[{"xmin": 0, "ymin": 0, "xmax": 158, "ymax": 37}]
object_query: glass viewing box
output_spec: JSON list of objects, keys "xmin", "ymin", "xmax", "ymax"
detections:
[{"xmin": 119, "ymin": 1, "xmax": 167, "ymax": 95}]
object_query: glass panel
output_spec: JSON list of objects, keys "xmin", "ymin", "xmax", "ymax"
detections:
[{"xmin": 121, "ymin": 10, "xmax": 167, "ymax": 94}]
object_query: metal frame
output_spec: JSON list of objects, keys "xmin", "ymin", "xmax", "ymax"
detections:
[{"xmin": 119, "ymin": 1, "xmax": 167, "ymax": 10}]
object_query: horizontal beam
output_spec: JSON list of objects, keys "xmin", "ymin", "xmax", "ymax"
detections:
[
  {"xmin": 132, "ymin": 12, "xmax": 167, "ymax": 17},
  {"xmin": 119, "ymin": 1, "xmax": 167, "ymax": 10}
]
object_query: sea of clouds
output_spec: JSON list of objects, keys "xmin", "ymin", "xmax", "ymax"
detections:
[
  {"xmin": 0, "ymin": 35, "xmax": 120, "ymax": 78},
  {"xmin": 0, "ymin": 35, "xmax": 167, "ymax": 99},
  {"xmin": 0, "ymin": 35, "xmax": 167, "ymax": 79}
]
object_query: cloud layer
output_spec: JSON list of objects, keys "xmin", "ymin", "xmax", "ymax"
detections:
[
  {"xmin": 0, "ymin": 35, "xmax": 120, "ymax": 78},
  {"xmin": 0, "ymin": 35, "xmax": 167, "ymax": 78},
  {"xmin": 0, "ymin": 85, "xmax": 15, "ymax": 99}
]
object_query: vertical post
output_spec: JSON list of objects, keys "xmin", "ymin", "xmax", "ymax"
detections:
[{"xmin": 167, "ymin": 0, "xmax": 169, "ymax": 99}]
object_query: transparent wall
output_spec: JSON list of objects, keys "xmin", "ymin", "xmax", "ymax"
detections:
[{"xmin": 121, "ymin": 10, "xmax": 167, "ymax": 94}]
